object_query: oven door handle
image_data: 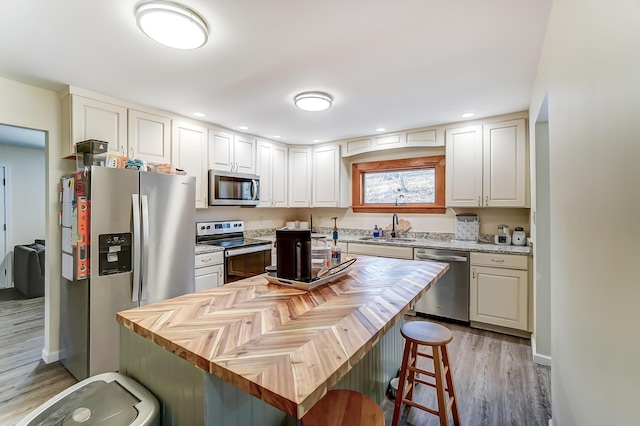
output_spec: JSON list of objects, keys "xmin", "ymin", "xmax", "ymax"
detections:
[{"xmin": 225, "ymin": 244, "xmax": 272, "ymax": 257}]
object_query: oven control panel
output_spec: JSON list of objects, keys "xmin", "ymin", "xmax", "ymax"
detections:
[{"xmin": 196, "ymin": 220, "xmax": 244, "ymax": 237}]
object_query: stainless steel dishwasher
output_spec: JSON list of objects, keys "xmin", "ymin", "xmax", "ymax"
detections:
[{"xmin": 414, "ymin": 248, "xmax": 470, "ymax": 323}]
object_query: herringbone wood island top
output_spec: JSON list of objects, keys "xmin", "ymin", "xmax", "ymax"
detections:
[{"xmin": 116, "ymin": 255, "xmax": 448, "ymax": 418}]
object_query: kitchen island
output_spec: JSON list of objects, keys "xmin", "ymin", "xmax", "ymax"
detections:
[{"xmin": 116, "ymin": 255, "xmax": 448, "ymax": 425}]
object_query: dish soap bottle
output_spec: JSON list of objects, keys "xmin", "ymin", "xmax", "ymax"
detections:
[
  {"xmin": 330, "ymin": 216, "xmax": 341, "ymax": 267},
  {"xmin": 331, "ymin": 241, "xmax": 342, "ymax": 268},
  {"xmin": 373, "ymin": 225, "xmax": 379, "ymax": 238}
]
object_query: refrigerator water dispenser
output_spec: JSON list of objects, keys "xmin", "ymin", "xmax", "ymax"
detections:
[{"xmin": 98, "ymin": 233, "xmax": 132, "ymax": 276}]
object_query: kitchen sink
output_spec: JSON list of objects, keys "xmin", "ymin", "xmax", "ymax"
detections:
[{"xmin": 358, "ymin": 236, "xmax": 415, "ymax": 242}]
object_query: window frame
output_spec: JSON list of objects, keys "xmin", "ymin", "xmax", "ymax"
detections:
[{"xmin": 351, "ymin": 155, "xmax": 446, "ymax": 213}]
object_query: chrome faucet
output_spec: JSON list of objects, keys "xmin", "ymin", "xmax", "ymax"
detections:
[{"xmin": 391, "ymin": 213, "xmax": 399, "ymax": 238}]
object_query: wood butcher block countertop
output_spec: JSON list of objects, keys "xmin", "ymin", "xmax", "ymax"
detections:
[{"xmin": 116, "ymin": 255, "xmax": 449, "ymax": 418}]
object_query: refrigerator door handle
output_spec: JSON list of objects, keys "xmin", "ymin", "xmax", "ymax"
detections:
[
  {"xmin": 131, "ymin": 194, "xmax": 141, "ymax": 303},
  {"xmin": 140, "ymin": 195, "xmax": 150, "ymax": 301}
]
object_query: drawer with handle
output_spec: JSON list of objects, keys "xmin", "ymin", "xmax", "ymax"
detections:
[
  {"xmin": 195, "ymin": 251, "xmax": 224, "ymax": 268},
  {"xmin": 470, "ymin": 252, "xmax": 528, "ymax": 270}
]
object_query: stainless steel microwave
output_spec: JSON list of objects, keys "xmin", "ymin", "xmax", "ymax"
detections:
[{"xmin": 208, "ymin": 170, "xmax": 260, "ymax": 206}]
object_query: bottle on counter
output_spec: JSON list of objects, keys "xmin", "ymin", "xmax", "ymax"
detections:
[
  {"xmin": 331, "ymin": 241, "xmax": 342, "ymax": 267},
  {"xmin": 373, "ymin": 225, "xmax": 379, "ymax": 238}
]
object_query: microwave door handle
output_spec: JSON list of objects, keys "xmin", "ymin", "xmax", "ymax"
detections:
[
  {"xmin": 131, "ymin": 194, "xmax": 141, "ymax": 303},
  {"xmin": 251, "ymin": 179, "xmax": 258, "ymax": 200}
]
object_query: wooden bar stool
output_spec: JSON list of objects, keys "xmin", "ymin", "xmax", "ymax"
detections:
[
  {"xmin": 391, "ymin": 321, "xmax": 461, "ymax": 426},
  {"xmin": 302, "ymin": 389, "xmax": 384, "ymax": 426}
]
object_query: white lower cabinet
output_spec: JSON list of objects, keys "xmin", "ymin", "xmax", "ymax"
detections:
[
  {"xmin": 195, "ymin": 252, "xmax": 224, "ymax": 291},
  {"xmin": 470, "ymin": 252, "xmax": 530, "ymax": 332}
]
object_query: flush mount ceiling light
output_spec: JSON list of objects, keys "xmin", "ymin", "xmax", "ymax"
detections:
[
  {"xmin": 135, "ymin": 1, "xmax": 208, "ymax": 50},
  {"xmin": 461, "ymin": 112, "xmax": 475, "ymax": 118},
  {"xmin": 294, "ymin": 91, "xmax": 333, "ymax": 112}
]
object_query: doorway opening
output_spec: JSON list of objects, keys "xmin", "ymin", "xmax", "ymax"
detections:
[
  {"xmin": 533, "ymin": 94, "xmax": 551, "ymax": 365},
  {"xmin": 0, "ymin": 123, "xmax": 46, "ymax": 290}
]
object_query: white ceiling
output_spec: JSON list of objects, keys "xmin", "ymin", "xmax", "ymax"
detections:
[{"xmin": 0, "ymin": 0, "xmax": 552, "ymax": 145}]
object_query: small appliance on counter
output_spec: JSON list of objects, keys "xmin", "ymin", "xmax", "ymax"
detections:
[
  {"xmin": 453, "ymin": 213, "xmax": 479, "ymax": 242},
  {"xmin": 495, "ymin": 224, "xmax": 511, "ymax": 245},
  {"xmin": 276, "ymin": 229, "xmax": 312, "ymax": 281},
  {"xmin": 512, "ymin": 227, "xmax": 527, "ymax": 246}
]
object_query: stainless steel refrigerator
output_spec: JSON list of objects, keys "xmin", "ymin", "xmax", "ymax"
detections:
[{"xmin": 60, "ymin": 166, "xmax": 195, "ymax": 381}]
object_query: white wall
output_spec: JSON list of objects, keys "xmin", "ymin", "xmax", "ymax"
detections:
[
  {"xmin": 0, "ymin": 76, "xmax": 73, "ymax": 362},
  {"xmin": 529, "ymin": 0, "xmax": 640, "ymax": 424},
  {"xmin": 0, "ymin": 143, "xmax": 45, "ymax": 286}
]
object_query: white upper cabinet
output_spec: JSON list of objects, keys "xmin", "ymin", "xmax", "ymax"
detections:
[
  {"xmin": 445, "ymin": 125, "xmax": 483, "ymax": 207},
  {"xmin": 128, "ymin": 109, "xmax": 171, "ymax": 164},
  {"xmin": 272, "ymin": 144, "xmax": 288, "ymax": 207},
  {"xmin": 288, "ymin": 147, "xmax": 312, "ymax": 207},
  {"xmin": 446, "ymin": 118, "xmax": 527, "ymax": 207},
  {"xmin": 405, "ymin": 129, "xmax": 439, "ymax": 147},
  {"xmin": 482, "ymin": 119, "xmax": 527, "ymax": 207},
  {"xmin": 312, "ymin": 144, "xmax": 350, "ymax": 207},
  {"xmin": 208, "ymin": 130, "xmax": 234, "ymax": 171},
  {"xmin": 234, "ymin": 135, "xmax": 256, "ymax": 174},
  {"xmin": 208, "ymin": 130, "xmax": 256, "ymax": 174},
  {"xmin": 341, "ymin": 127, "xmax": 442, "ymax": 157},
  {"xmin": 256, "ymin": 140, "xmax": 288, "ymax": 208},
  {"xmin": 256, "ymin": 140, "xmax": 273, "ymax": 208},
  {"xmin": 172, "ymin": 120, "xmax": 208, "ymax": 208},
  {"xmin": 61, "ymin": 94, "xmax": 128, "ymax": 158}
]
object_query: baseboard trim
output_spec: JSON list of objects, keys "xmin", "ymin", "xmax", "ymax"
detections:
[
  {"xmin": 42, "ymin": 348, "xmax": 60, "ymax": 364},
  {"xmin": 531, "ymin": 336, "xmax": 552, "ymax": 366}
]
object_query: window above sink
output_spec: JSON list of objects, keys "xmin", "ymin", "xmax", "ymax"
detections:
[{"xmin": 352, "ymin": 156, "xmax": 446, "ymax": 214}]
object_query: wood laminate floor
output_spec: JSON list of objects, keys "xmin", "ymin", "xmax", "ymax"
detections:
[
  {"xmin": 0, "ymin": 294, "xmax": 550, "ymax": 426},
  {"xmin": 382, "ymin": 316, "xmax": 552, "ymax": 426},
  {"xmin": 0, "ymin": 295, "xmax": 76, "ymax": 426}
]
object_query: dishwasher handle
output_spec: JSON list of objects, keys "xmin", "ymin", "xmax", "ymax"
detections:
[{"xmin": 415, "ymin": 253, "xmax": 468, "ymax": 262}]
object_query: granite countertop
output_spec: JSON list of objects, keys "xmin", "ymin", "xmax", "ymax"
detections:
[
  {"xmin": 336, "ymin": 234, "xmax": 532, "ymax": 255},
  {"xmin": 195, "ymin": 244, "xmax": 225, "ymax": 255},
  {"xmin": 116, "ymin": 255, "xmax": 449, "ymax": 419}
]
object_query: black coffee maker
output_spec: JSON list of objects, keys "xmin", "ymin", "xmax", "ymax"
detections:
[{"xmin": 276, "ymin": 229, "xmax": 312, "ymax": 281}]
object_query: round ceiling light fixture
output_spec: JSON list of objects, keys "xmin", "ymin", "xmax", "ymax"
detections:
[
  {"xmin": 135, "ymin": 1, "xmax": 209, "ymax": 50},
  {"xmin": 294, "ymin": 91, "xmax": 333, "ymax": 112}
]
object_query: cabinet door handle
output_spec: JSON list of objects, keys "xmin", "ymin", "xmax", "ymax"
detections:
[
  {"xmin": 472, "ymin": 268, "xmax": 476, "ymax": 279},
  {"xmin": 477, "ymin": 196, "xmax": 481, "ymax": 206},
  {"xmin": 485, "ymin": 195, "xmax": 489, "ymax": 206},
  {"xmin": 491, "ymin": 259, "xmax": 505, "ymax": 263}
]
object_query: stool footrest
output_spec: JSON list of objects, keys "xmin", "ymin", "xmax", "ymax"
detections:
[
  {"xmin": 407, "ymin": 364, "xmax": 449, "ymax": 380},
  {"xmin": 400, "ymin": 397, "xmax": 446, "ymax": 417},
  {"xmin": 417, "ymin": 350, "xmax": 434, "ymax": 360}
]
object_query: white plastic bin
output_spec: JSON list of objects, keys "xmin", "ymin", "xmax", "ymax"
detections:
[{"xmin": 16, "ymin": 372, "xmax": 159, "ymax": 426}]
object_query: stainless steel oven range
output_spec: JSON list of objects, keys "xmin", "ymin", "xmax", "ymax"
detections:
[{"xmin": 196, "ymin": 220, "xmax": 272, "ymax": 283}]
